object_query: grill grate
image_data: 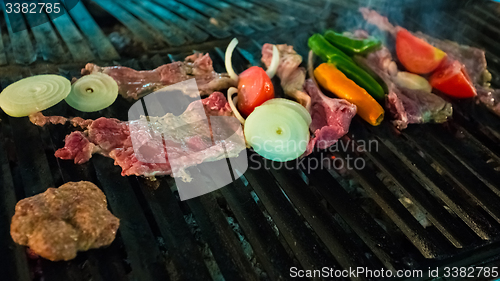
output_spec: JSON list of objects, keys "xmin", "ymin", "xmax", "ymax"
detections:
[{"xmin": 2, "ymin": 1, "xmax": 500, "ymax": 281}]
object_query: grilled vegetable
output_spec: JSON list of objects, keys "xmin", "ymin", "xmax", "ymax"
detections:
[
  {"xmin": 263, "ymin": 98, "xmax": 312, "ymax": 126},
  {"xmin": 237, "ymin": 66, "xmax": 275, "ymax": 117},
  {"xmin": 429, "ymin": 60, "xmax": 477, "ymax": 98},
  {"xmin": 308, "ymin": 33, "xmax": 351, "ymax": 62},
  {"xmin": 324, "ymin": 30, "xmax": 381, "ymax": 56},
  {"xmin": 66, "ymin": 73, "xmax": 118, "ymax": 112},
  {"xmin": 0, "ymin": 75, "xmax": 71, "ymax": 117},
  {"xmin": 244, "ymin": 100, "xmax": 310, "ymax": 162},
  {"xmin": 314, "ymin": 63, "xmax": 384, "ymax": 126},
  {"xmin": 225, "ymin": 38, "xmax": 277, "ymax": 117},
  {"xmin": 394, "ymin": 71, "xmax": 432, "ymax": 93},
  {"xmin": 308, "ymin": 34, "xmax": 385, "ymax": 100},
  {"xmin": 396, "ymin": 28, "xmax": 447, "ymax": 74},
  {"xmin": 227, "ymin": 87, "xmax": 246, "ymax": 125}
]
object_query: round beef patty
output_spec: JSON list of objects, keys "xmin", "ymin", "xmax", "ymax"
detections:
[{"xmin": 10, "ymin": 181, "xmax": 120, "ymax": 261}]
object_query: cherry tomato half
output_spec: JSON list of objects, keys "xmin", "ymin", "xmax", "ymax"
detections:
[{"xmin": 237, "ymin": 66, "xmax": 274, "ymax": 117}]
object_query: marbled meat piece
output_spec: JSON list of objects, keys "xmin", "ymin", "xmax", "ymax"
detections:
[
  {"xmin": 304, "ymin": 79, "xmax": 357, "ymax": 155},
  {"xmin": 355, "ymin": 47, "xmax": 452, "ymax": 130},
  {"xmin": 83, "ymin": 53, "xmax": 236, "ymax": 100},
  {"xmin": 261, "ymin": 43, "xmax": 311, "ymax": 110},
  {"xmin": 10, "ymin": 181, "xmax": 119, "ymax": 261},
  {"xmin": 55, "ymin": 92, "xmax": 245, "ymax": 181}
]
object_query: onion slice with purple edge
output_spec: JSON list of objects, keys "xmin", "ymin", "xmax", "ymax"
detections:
[{"xmin": 0, "ymin": 75, "xmax": 71, "ymax": 117}]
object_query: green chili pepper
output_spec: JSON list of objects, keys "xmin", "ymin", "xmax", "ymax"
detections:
[
  {"xmin": 308, "ymin": 33, "xmax": 351, "ymax": 62},
  {"xmin": 324, "ymin": 30, "xmax": 381, "ymax": 56},
  {"xmin": 308, "ymin": 34, "xmax": 385, "ymax": 101}
]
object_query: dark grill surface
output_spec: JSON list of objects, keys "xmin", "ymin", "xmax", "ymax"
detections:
[{"xmin": 2, "ymin": 0, "xmax": 500, "ymax": 280}]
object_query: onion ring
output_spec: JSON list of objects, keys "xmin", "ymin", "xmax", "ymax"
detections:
[
  {"xmin": 66, "ymin": 73, "xmax": 118, "ymax": 112},
  {"xmin": 225, "ymin": 38, "xmax": 239, "ymax": 82},
  {"xmin": 227, "ymin": 87, "xmax": 245, "ymax": 125},
  {"xmin": 0, "ymin": 75, "xmax": 71, "ymax": 117},
  {"xmin": 266, "ymin": 45, "xmax": 280, "ymax": 79}
]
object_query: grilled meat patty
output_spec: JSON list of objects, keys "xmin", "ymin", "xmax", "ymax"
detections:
[{"xmin": 10, "ymin": 181, "xmax": 119, "ymax": 261}]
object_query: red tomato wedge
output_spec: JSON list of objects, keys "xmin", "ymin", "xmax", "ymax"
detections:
[
  {"xmin": 429, "ymin": 60, "xmax": 477, "ymax": 99},
  {"xmin": 396, "ymin": 28, "xmax": 447, "ymax": 74},
  {"xmin": 237, "ymin": 66, "xmax": 274, "ymax": 117}
]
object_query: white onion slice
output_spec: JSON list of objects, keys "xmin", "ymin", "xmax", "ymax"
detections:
[
  {"xmin": 244, "ymin": 103, "xmax": 310, "ymax": 162},
  {"xmin": 227, "ymin": 87, "xmax": 245, "ymax": 125},
  {"xmin": 66, "ymin": 73, "xmax": 118, "ymax": 112},
  {"xmin": 0, "ymin": 75, "xmax": 71, "ymax": 117},
  {"xmin": 266, "ymin": 45, "xmax": 280, "ymax": 79},
  {"xmin": 262, "ymin": 98, "xmax": 312, "ymax": 126},
  {"xmin": 225, "ymin": 38, "xmax": 239, "ymax": 82}
]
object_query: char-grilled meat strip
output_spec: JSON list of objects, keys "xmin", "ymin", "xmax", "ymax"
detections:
[
  {"xmin": 55, "ymin": 92, "xmax": 245, "ymax": 181},
  {"xmin": 304, "ymin": 79, "xmax": 357, "ymax": 155},
  {"xmin": 355, "ymin": 47, "xmax": 453, "ymax": 130},
  {"xmin": 83, "ymin": 53, "xmax": 236, "ymax": 100},
  {"xmin": 261, "ymin": 43, "xmax": 311, "ymax": 110},
  {"xmin": 29, "ymin": 112, "xmax": 94, "ymax": 129}
]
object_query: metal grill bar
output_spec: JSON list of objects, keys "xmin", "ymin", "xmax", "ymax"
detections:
[
  {"xmin": 65, "ymin": 1, "xmax": 119, "ymax": 60},
  {"xmin": 0, "ymin": 129, "xmax": 30, "ymax": 281},
  {"xmin": 243, "ymin": 161, "xmax": 345, "ymax": 278},
  {"xmin": 266, "ymin": 162, "xmax": 381, "ymax": 272},
  {"xmin": 152, "ymin": 0, "xmax": 231, "ymax": 39},
  {"xmin": 24, "ymin": 11, "xmax": 67, "ymax": 63},
  {"xmin": 135, "ymin": 0, "xmax": 209, "ymax": 44},
  {"xmin": 306, "ymin": 167, "xmax": 414, "ymax": 271},
  {"xmin": 133, "ymin": 178, "xmax": 212, "ymax": 281},
  {"xmin": 113, "ymin": 0, "xmax": 186, "ymax": 47},
  {"xmin": 366, "ymin": 124, "xmax": 500, "ymax": 240},
  {"xmin": 329, "ymin": 142, "xmax": 446, "ymax": 259},
  {"xmin": 93, "ymin": 156, "xmax": 170, "ymax": 281},
  {"xmin": 345, "ymin": 122, "xmax": 478, "ymax": 249},
  {"xmin": 2, "ymin": 6, "xmax": 36, "ymax": 64},
  {"xmin": 218, "ymin": 178, "xmax": 298, "ymax": 280},
  {"xmin": 93, "ymin": 0, "xmax": 163, "ymax": 49},
  {"xmin": 48, "ymin": 9, "xmax": 96, "ymax": 62}
]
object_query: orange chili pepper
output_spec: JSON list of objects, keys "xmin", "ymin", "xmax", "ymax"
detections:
[{"xmin": 314, "ymin": 63, "xmax": 384, "ymax": 126}]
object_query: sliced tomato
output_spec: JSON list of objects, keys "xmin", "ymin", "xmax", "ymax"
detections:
[
  {"xmin": 237, "ymin": 66, "xmax": 274, "ymax": 117},
  {"xmin": 396, "ymin": 28, "xmax": 447, "ymax": 74},
  {"xmin": 429, "ymin": 60, "xmax": 477, "ymax": 98}
]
